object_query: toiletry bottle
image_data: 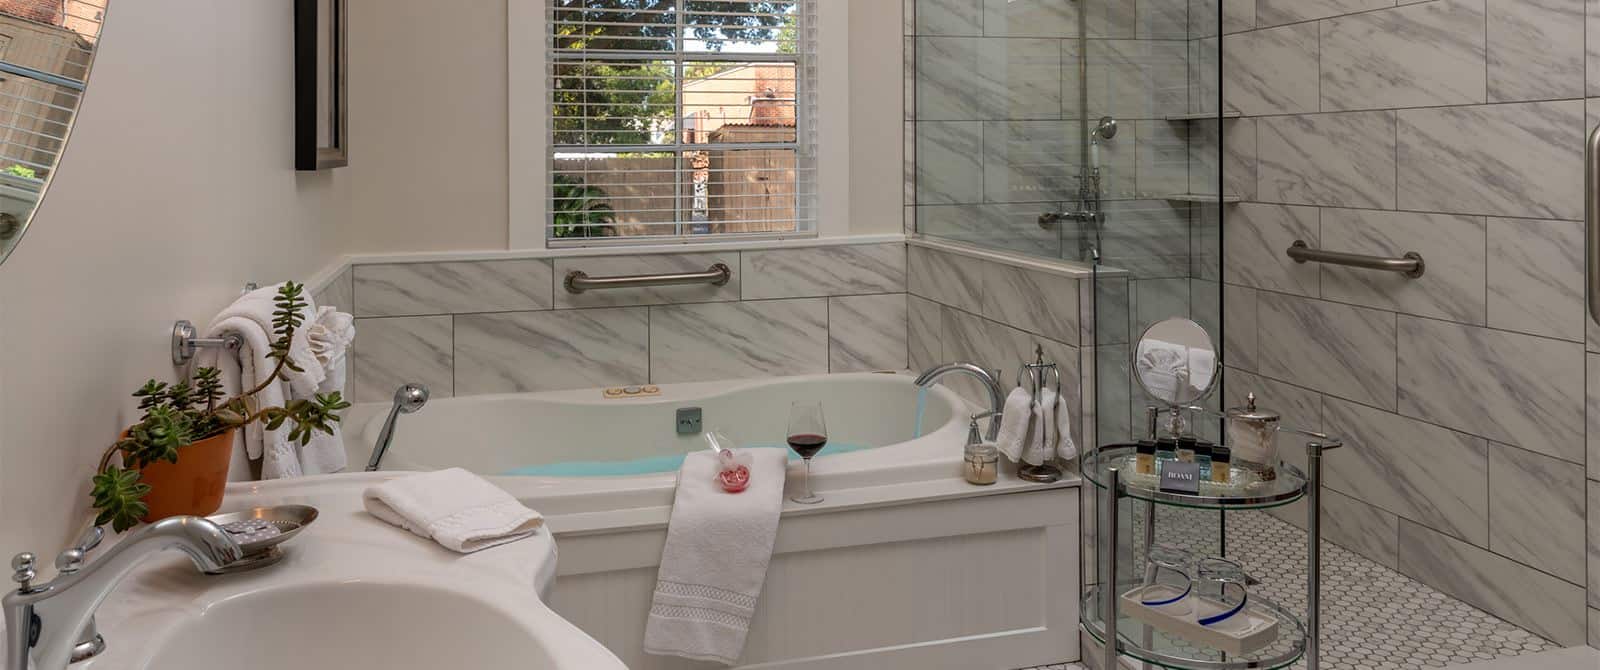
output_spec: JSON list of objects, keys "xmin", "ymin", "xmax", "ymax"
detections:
[
  {"xmin": 1211, "ymin": 445, "xmax": 1231, "ymax": 483},
  {"xmin": 1194, "ymin": 441, "xmax": 1213, "ymax": 480},
  {"xmin": 1176, "ymin": 435, "xmax": 1197, "ymax": 463},
  {"xmin": 1135, "ymin": 441, "xmax": 1156, "ymax": 475}
]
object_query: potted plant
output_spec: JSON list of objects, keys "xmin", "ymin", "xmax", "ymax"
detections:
[{"xmin": 90, "ymin": 282, "xmax": 351, "ymax": 532}]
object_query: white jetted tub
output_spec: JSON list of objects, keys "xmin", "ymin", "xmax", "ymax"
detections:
[{"xmin": 342, "ymin": 372, "xmax": 1082, "ymax": 670}]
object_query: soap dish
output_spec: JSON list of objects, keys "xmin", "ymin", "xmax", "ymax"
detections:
[
  {"xmin": 1120, "ymin": 584, "xmax": 1280, "ymax": 655},
  {"xmin": 204, "ymin": 504, "xmax": 318, "ymax": 574}
]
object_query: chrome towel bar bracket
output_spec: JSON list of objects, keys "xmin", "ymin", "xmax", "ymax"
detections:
[
  {"xmin": 1286, "ymin": 240, "xmax": 1425, "ymax": 279},
  {"xmin": 172, "ymin": 320, "xmax": 243, "ymax": 366},
  {"xmin": 564, "ymin": 263, "xmax": 733, "ymax": 294}
]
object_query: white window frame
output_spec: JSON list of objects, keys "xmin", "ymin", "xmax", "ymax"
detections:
[{"xmin": 508, "ymin": 0, "xmax": 850, "ymax": 250}]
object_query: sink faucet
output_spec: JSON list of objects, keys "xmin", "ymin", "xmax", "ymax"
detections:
[
  {"xmin": 4, "ymin": 516, "xmax": 242, "ymax": 670},
  {"xmin": 914, "ymin": 363, "xmax": 1006, "ymax": 441}
]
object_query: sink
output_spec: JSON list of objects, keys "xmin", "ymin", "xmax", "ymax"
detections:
[{"xmin": 139, "ymin": 579, "xmax": 623, "ymax": 669}]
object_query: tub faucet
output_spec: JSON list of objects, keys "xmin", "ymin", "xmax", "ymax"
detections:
[
  {"xmin": 367, "ymin": 383, "xmax": 430, "ymax": 471},
  {"xmin": 4, "ymin": 516, "xmax": 243, "ymax": 670},
  {"xmin": 914, "ymin": 363, "xmax": 1005, "ymax": 441}
]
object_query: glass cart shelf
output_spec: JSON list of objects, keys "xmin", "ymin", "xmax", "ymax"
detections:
[
  {"xmin": 1081, "ymin": 584, "xmax": 1307, "ymax": 670},
  {"xmin": 1084, "ymin": 444, "xmax": 1308, "ymax": 510}
]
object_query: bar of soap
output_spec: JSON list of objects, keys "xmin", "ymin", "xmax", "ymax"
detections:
[{"xmin": 221, "ymin": 518, "xmax": 284, "ymax": 545}]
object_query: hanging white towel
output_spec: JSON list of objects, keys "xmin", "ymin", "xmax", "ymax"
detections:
[
  {"xmin": 203, "ymin": 283, "xmax": 327, "ymax": 479},
  {"xmin": 994, "ymin": 387, "xmax": 1035, "ymax": 463},
  {"xmin": 1028, "ymin": 388, "xmax": 1057, "ymax": 466},
  {"xmin": 1053, "ymin": 390, "xmax": 1079, "ymax": 462},
  {"xmin": 1135, "ymin": 341, "xmax": 1190, "ymax": 402},
  {"xmin": 364, "ymin": 468, "xmax": 544, "ymax": 553},
  {"xmin": 297, "ymin": 307, "xmax": 355, "ymax": 475},
  {"xmin": 644, "ymin": 448, "xmax": 787, "ymax": 666}
]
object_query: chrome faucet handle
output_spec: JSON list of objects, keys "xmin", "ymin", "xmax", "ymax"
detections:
[
  {"xmin": 10, "ymin": 553, "xmax": 35, "ymax": 591},
  {"xmin": 53, "ymin": 526, "xmax": 104, "ymax": 575}
]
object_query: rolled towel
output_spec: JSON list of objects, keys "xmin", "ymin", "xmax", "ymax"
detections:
[
  {"xmin": 363, "ymin": 468, "xmax": 544, "ymax": 553},
  {"xmin": 1135, "ymin": 344, "xmax": 1189, "ymax": 402},
  {"xmin": 994, "ymin": 387, "xmax": 1035, "ymax": 463},
  {"xmin": 645, "ymin": 448, "xmax": 787, "ymax": 665}
]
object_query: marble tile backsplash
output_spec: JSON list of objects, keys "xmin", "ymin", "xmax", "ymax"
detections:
[
  {"xmin": 1222, "ymin": 0, "xmax": 1597, "ymax": 646},
  {"xmin": 343, "ymin": 243, "xmax": 909, "ymax": 403}
]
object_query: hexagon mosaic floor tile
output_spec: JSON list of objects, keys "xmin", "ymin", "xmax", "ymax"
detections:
[{"xmin": 1019, "ymin": 510, "xmax": 1557, "ymax": 670}]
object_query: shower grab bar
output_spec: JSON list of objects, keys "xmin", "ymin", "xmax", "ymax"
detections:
[
  {"xmin": 1286, "ymin": 240, "xmax": 1425, "ymax": 278},
  {"xmin": 564, "ymin": 263, "xmax": 732, "ymax": 294},
  {"xmin": 1586, "ymin": 126, "xmax": 1600, "ymax": 325}
]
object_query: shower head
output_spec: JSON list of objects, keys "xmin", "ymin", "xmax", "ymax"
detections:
[{"xmin": 1092, "ymin": 116, "xmax": 1118, "ymax": 141}]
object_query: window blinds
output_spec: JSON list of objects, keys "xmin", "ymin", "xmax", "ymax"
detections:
[{"xmin": 547, "ymin": 0, "xmax": 816, "ymax": 243}]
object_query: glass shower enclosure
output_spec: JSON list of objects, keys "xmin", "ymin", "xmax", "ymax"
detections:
[{"xmin": 909, "ymin": 0, "xmax": 1230, "ymax": 662}]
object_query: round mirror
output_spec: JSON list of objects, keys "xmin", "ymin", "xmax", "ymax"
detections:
[
  {"xmin": 0, "ymin": 2, "xmax": 107, "ymax": 265},
  {"xmin": 1132, "ymin": 317, "xmax": 1219, "ymax": 406}
]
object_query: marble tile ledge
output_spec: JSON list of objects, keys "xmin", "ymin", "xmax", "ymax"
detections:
[{"xmin": 908, "ymin": 235, "xmax": 1107, "ymax": 279}]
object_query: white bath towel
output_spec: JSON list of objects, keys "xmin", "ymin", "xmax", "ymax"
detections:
[
  {"xmin": 994, "ymin": 386, "xmax": 1035, "ymax": 464},
  {"xmin": 203, "ymin": 283, "xmax": 326, "ymax": 479},
  {"xmin": 644, "ymin": 448, "xmax": 787, "ymax": 666},
  {"xmin": 363, "ymin": 468, "xmax": 544, "ymax": 553},
  {"xmin": 1053, "ymin": 390, "xmax": 1079, "ymax": 462},
  {"xmin": 297, "ymin": 307, "xmax": 355, "ymax": 475}
]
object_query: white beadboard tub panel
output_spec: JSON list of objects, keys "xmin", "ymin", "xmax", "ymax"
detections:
[{"xmin": 548, "ymin": 486, "xmax": 1080, "ymax": 670}]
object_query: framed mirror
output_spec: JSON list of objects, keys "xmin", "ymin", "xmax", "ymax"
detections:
[
  {"xmin": 0, "ymin": 0, "xmax": 107, "ymax": 265},
  {"xmin": 1132, "ymin": 317, "xmax": 1220, "ymax": 406},
  {"xmin": 294, "ymin": 0, "xmax": 346, "ymax": 171}
]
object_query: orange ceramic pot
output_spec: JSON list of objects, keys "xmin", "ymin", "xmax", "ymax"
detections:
[{"xmin": 136, "ymin": 428, "xmax": 235, "ymax": 521}]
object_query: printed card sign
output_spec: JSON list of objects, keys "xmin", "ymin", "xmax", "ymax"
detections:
[{"xmin": 1159, "ymin": 461, "xmax": 1202, "ymax": 494}]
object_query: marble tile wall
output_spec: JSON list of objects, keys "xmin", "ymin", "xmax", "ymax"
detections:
[
  {"xmin": 905, "ymin": 243, "xmax": 1086, "ymax": 447},
  {"xmin": 1220, "ymin": 0, "xmax": 1597, "ymax": 647},
  {"xmin": 906, "ymin": 0, "xmax": 1202, "ymax": 259},
  {"xmin": 341, "ymin": 242, "xmax": 909, "ymax": 403}
]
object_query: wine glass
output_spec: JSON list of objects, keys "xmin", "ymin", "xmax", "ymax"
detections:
[{"xmin": 786, "ymin": 401, "xmax": 827, "ymax": 504}]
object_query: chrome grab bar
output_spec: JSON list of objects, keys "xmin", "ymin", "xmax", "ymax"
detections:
[
  {"xmin": 1586, "ymin": 125, "xmax": 1600, "ymax": 325},
  {"xmin": 1286, "ymin": 240, "xmax": 1425, "ymax": 278},
  {"xmin": 564, "ymin": 263, "xmax": 732, "ymax": 294}
]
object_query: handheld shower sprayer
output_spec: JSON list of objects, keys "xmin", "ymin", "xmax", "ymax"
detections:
[{"xmin": 366, "ymin": 383, "xmax": 430, "ymax": 471}]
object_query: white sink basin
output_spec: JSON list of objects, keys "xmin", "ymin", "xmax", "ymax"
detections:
[
  {"xmin": 64, "ymin": 473, "xmax": 626, "ymax": 670},
  {"xmin": 142, "ymin": 580, "xmax": 615, "ymax": 669}
]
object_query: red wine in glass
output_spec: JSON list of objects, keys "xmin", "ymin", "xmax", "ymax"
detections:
[
  {"xmin": 787, "ymin": 402, "xmax": 826, "ymax": 504},
  {"xmin": 786, "ymin": 433, "xmax": 827, "ymax": 459}
]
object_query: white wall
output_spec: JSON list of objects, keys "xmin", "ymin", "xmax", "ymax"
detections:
[
  {"xmin": 342, "ymin": 0, "xmax": 904, "ymax": 255},
  {"xmin": 0, "ymin": 1, "xmax": 350, "ymax": 556}
]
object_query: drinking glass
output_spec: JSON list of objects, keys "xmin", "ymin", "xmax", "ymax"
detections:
[{"xmin": 786, "ymin": 402, "xmax": 827, "ymax": 504}]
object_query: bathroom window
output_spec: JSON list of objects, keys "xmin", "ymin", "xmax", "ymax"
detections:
[{"xmin": 546, "ymin": 0, "xmax": 816, "ymax": 244}]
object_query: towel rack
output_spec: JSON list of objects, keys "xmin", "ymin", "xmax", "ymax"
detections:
[
  {"xmin": 171, "ymin": 320, "xmax": 242, "ymax": 366},
  {"xmin": 1286, "ymin": 240, "xmax": 1425, "ymax": 278},
  {"xmin": 563, "ymin": 263, "xmax": 733, "ymax": 294},
  {"xmin": 1014, "ymin": 344, "xmax": 1065, "ymax": 484}
]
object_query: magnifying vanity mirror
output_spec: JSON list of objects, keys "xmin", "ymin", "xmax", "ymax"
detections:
[
  {"xmin": 1132, "ymin": 317, "xmax": 1220, "ymax": 407},
  {"xmin": 0, "ymin": 1, "xmax": 106, "ymax": 265}
]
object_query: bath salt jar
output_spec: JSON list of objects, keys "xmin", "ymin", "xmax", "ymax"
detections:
[{"xmin": 963, "ymin": 443, "xmax": 1000, "ymax": 485}]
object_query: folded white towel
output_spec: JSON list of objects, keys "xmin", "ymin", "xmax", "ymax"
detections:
[
  {"xmin": 644, "ymin": 448, "xmax": 787, "ymax": 665},
  {"xmin": 1188, "ymin": 347, "xmax": 1216, "ymax": 396},
  {"xmin": 994, "ymin": 387, "xmax": 1034, "ymax": 463},
  {"xmin": 363, "ymin": 468, "xmax": 544, "ymax": 553},
  {"xmin": 1054, "ymin": 391, "xmax": 1078, "ymax": 462},
  {"xmin": 297, "ymin": 307, "xmax": 356, "ymax": 475},
  {"xmin": 202, "ymin": 283, "xmax": 326, "ymax": 479}
]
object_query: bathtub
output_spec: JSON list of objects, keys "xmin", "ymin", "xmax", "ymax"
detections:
[{"xmin": 342, "ymin": 372, "xmax": 1082, "ymax": 670}]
